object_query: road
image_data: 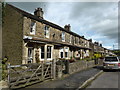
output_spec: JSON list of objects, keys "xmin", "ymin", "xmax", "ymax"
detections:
[{"xmin": 87, "ymin": 70, "xmax": 120, "ymax": 88}]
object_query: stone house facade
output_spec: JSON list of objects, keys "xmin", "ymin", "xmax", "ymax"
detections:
[{"xmin": 2, "ymin": 4, "xmax": 113, "ymax": 65}]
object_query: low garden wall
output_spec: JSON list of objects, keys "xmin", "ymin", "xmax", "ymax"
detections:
[
  {"xmin": 98, "ymin": 59, "xmax": 103, "ymax": 65},
  {"xmin": 69, "ymin": 60, "xmax": 95, "ymax": 74}
]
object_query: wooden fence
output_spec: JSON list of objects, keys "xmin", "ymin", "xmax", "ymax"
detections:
[{"xmin": 7, "ymin": 60, "xmax": 56, "ymax": 88}]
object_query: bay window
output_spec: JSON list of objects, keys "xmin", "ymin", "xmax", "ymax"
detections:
[
  {"xmin": 40, "ymin": 45, "xmax": 52, "ymax": 60},
  {"xmin": 60, "ymin": 47, "xmax": 69, "ymax": 58}
]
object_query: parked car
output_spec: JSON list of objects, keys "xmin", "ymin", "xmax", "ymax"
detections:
[
  {"xmin": 103, "ymin": 56, "xmax": 120, "ymax": 70},
  {"xmin": 118, "ymin": 56, "xmax": 120, "ymax": 60}
]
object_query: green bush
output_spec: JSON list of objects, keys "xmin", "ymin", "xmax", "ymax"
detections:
[{"xmin": 2, "ymin": 57, "xmax": 8, "ymax": 80}]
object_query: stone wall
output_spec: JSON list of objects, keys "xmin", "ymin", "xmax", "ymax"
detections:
[
  {"xmin": 86, "ymin": 60, "xmax": 95, "ymax": 68},
  {"xmin": 23, "ymin": 17, "xmax": 72, "ymax": 44},
  {"xmin": 68, "ymin": 59, "xmax": 103, "ymax": 74},
  {"xmin": 22, "ymin": 15, "xmax": 91, "ymax": 49},
  {"xmin": 3, "ymin": 4, "xmax": 23, "ymax": 65},
  {"xmin": 98, "ymin": 59, "xmax": 103, "ymax": 65},
  {"xmin": 69, "ymin": 60, "xmax": 95, "ymax": 74}
]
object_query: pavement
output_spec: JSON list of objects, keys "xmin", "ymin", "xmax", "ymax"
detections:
[{"xmin": 22, "ymin": 66, "xmax": 103, "ymax": 89}]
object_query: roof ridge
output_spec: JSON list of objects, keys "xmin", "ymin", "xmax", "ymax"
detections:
[{"xmin": 7, "ymin": 3, "xmax": 86, "ymax": 40}]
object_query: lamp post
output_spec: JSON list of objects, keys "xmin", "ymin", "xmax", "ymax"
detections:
[{"xmin": 113, "ymin": 45, "xmax": 114, "ymax": 50}]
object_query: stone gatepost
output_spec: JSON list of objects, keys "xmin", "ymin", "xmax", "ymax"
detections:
[
  {"xmin": 56, "ymin": 65, "xmax": 63, "ymax": 79},
  {"xmin": 65, "ymin": 60, "xmax": 70, "ymax": 74}
]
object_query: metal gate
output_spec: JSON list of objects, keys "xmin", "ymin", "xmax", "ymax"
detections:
[{"xmin": 7, "ymin": 60, "xmax": 56, "ymax": 88}]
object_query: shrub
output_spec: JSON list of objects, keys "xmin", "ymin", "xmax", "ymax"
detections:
[
  {"xmin": 69, "ymin": 58, "xmax": 76, "ymax": 63},
  {"xmin": 2, "ymin": 57, "xmax": 8, "ymax": 80}
]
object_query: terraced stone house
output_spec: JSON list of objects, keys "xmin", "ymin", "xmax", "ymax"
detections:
[{"xmin": 2, "ymin": 4, "xmax": 112, "ymax": 65}]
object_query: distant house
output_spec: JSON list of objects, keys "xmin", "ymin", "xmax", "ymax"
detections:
[{"xmin": 2, "ymin": 4, "xmax": 112, "ymax": 65}]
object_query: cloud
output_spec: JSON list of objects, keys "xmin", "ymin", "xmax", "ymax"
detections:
[
  {"xmin": 104, "ymin": 46, "xmax": 113, "ymax": 49},
  {"xmin": 68, "ymin": 2, "xmax": 118, "ymax": 46},
  {"xmin": 8, "ymin": 2, "xmax": 49, "ymax": 14}
]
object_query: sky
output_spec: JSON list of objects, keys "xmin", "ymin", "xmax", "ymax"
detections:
[{"xmin": 7, "ymin": 1, "xmax": 119, "ymax": 50}]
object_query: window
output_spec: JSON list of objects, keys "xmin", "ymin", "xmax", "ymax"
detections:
[
  {"xmin": 30, "ymin": 21, "xmax": 36, "ymax": 35},
  {"xmin": 61, "ymin": 52, "xmax": 64, "ymax": 58},
  {"xmin": 65, "ymin": 47, "xmax": 68, "ymax": 58},
  {"xmin": 75, "ymin": 37, "xmax": 77, "ymax": 44},
  {"xmin": 105, "ymin": 57, "xmax": 118, "ymax": 62},
  {"xmin": 47, "ymin": 46, "xmax": 52, "ymax": 59},
  {"xmin": 60, "ymin": 47, "xmax": 69, "ymax": 58},
  {"xmin": 40, "ymin": 45, "xmax": 52, "ymax": 60},
  {"xmin": 82, "ymin": 40, "xmax": 84, "ymax": 46},
  {"xmin": 41, "ymin": 46, "xmax": 44, "ymax": 59},
  {"xmin": 44, "ymin": 25, "xmax": 49, "ymax": 38},
  {"xmin": 85, "ymin": 41, "xmax": 87, "ymax": 47},
  {"xmin": 28, "ymin": 48, "xmax": 33, "ymax": 63},
  {"xmin": 62, "ymin": 32, "xmax": 65, "ymax": 42},
  {"xmin": 79, "ymin": 38, "xmax": 81, "ymax": 44},
  {"xmin": 77, "ymin": 38, "xmax": 79, "ymax": 44},
  {"xmin": 74, "ymin": 37, "xmax": 75, "ymax": 44},
  {"xmin": 60, "ymin": 48, "xmax": 64, "ymax": 58},
  {"xmin": 65, "ymin": 52, "xmax": 68, "ymax": 58}
]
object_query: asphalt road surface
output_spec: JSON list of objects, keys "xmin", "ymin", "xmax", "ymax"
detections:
[{"xmin": 87, "ymin": 70, "xmax": 120, "ymax": 88}]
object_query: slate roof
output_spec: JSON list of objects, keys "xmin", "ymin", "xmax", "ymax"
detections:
[
  {"xmin": 6, "ymin": 4, "xmax": 110, "ymax": 51},
  {"xmin": 7, "ymin": 3, "xmax": 87, "ymax": 40}
]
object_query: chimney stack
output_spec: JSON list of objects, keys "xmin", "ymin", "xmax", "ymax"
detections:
[
  {"xmin": 82, "ymin": 36, "xmax": 84, "ymax": 38},
  {"xmin": 94, "ymin": 42, "xmax": 99, "ymax": 45},
  {"xmin": 64, "ymin": 24, "xmax": 71, "ymax": 31},
  {"xmin": 100, "ymin": 44, "xmax": 102, "ymax": 47},
  {"xmin": 34, "ymin": 8, "xmax": 44, "ymax": 19},
  {"xmin": 88, "ymin": 39, "xmax": 92, "ymax": 42}
]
